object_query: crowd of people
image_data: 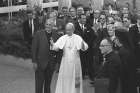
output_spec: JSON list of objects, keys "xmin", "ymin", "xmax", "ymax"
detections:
[{"xmin": 22, "ymin": 3, "xmax": 140, "ymax": 93}]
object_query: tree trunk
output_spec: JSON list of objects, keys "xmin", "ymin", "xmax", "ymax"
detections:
[
  {"xmin": 27, "ymin": 0, "xmax": 43, "ymax": 10},
  {"xmin": 133, "ymin": 0, "xmax": 136, "ymax": 9},
  {"xmin": 58, "ymin": 0, "xmax": 71, "ymax": 11}
]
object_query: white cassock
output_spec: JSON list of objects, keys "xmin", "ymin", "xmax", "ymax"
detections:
[{"xmin": 53, "ymin": 34, "xmax": 88, "ymax": 93}]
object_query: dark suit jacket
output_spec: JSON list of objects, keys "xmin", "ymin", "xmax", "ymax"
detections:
[
  {"xmin": 101, "ymin": 51, "xmax": 121, "ymax": 78},
  {"xmin": 74, "ymin": 22, "xmax": 97, "ymax": 48},
  {"xmin": 94, "ymin": 28, "xmax": 108, "ymax": 48},
  {"xmin": 118, "ymin": 46, "xmax": 136, "ymax": 76},
  {"xmin": 115, "ymin": 27, "xmax": 135, "ymax": 52},
  {"xmin": 23, "ymin": 19, "xmax": 38, "ymax": 43},
  {"xmin": 129, "ymin": 24, "xmax": 140, "ymax": 68},
  {"xmin": 98, "ymin": 51, "xmax": 121, "ymax": 93},
  {"xmin": 32, "ymin": 29, "xmax": 60, "ymax": 70},
  {"xmin": 118, "ymin": 46, "xmax": 137, "ymax": 93},
  {"xmin": 75, "ymin": 22, "xmax": 97, "ymax": 65},
  {"xmin": 129, "ymin": 24, "xmax": 140, "ymax": 48}
]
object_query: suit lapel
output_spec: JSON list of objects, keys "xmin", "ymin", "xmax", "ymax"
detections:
[{"xmin": 77, "ymin": 23, "xmax": 84, "ymax": 36}]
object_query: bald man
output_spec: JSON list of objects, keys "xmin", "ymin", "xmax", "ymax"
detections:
[{"xmin": 99, "ymin": 38, "xmax": 121, "ymax": 93}]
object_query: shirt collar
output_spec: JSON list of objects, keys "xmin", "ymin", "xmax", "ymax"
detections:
[
  {"xmin": 79, "ymin": 22, "xmax": 84, "ymax": 27},
  {"xmin": 129, "ymin": 24, "xmax": 135, "ymax": 28},
  {"xmin": 137, "ymin": 23, "xmax": 140, "ymax": 28}
]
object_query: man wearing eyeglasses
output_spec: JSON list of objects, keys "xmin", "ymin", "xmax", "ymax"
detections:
[{"xmin": 98, "ymin": 38, "xmax": 121, "ymax": 93}]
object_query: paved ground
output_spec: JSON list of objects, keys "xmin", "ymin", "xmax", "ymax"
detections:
[{"xmin": 0, "ymin": 55, "xmax": 95, "ymax": 93}]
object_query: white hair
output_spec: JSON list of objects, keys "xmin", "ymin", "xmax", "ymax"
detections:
[{"xmin": 66, "ymin": 22, "xmax": 75, "ymax": 30}]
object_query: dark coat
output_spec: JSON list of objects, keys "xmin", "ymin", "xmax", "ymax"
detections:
[
  {"xmin": 129, "ymin": 25, "xmax": 140, "ymax": 65},
  {"xmin": 74, "ymin": 22, "xmax": 97, "ymax": 48},
  {"xmin": 99, "ymin": 51, "xmax": 121, "ymax": 93},
  {"xmin": 101, "ymin": 51, "xmax": 121, "ymax": 77},
  {"xmin": 74, "ymin": 22, "xmax": 97, "ymax": 77},
  {"xmin": 32, "ymin": 29, "xmax": 59, "ymax": 70},
  {"xmin": 129, "ymin": 24, "xmax": 140, "ymax": 48},
  {"xmin": 118, "ymin": 46, "xmax": 137, "ymax": 93},
  {"xmin": 94, "ymin": 28, "xmax": 108, "ymax": 48},
  {"xmin": 115, "ymin": 28, "xmax": 135, "ymax": 52},
  {"xmin": 23, "ymin": 19, "xmax": 38, "ymax": 44}
]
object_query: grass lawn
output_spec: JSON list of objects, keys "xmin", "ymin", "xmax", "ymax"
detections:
[{"xmin": 0, "ymin": 17, "xmax": 31, "ymax": 59}]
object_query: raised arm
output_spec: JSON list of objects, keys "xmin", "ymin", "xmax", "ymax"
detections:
[
  {"xmin": 50, "ymin": 39, "xmax": 59, "ymax": 51},
  {"xmin": 50, "ymin": 35, "xmax": 66, "ymax": 51},
  {"xmin": 81, "ymin": 40, "xmax": 88, "ymax": 51}
]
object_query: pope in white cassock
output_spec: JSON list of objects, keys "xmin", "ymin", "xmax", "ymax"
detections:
[{"xmin": 51, "ymin": 23, "xmax": 88, "ymax": 93}]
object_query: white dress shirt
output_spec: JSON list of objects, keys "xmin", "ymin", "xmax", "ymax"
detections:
[{"xmin": 29, "ymin": 19, "xmax": 34, "ymax": 36}]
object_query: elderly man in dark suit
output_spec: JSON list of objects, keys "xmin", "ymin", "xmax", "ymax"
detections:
[
  {"xmin": 32, "ymin": 19, "xmax": 59, "ymax": 93},
  {"xmin": 75, "ymin": 14, "xmax": 97, "ymax": 80},
  {"xmin": 99, "ymin": 38, "xmax": 121, "ymax": 93}
]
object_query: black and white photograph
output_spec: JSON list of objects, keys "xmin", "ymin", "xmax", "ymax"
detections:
[{"xmin": 0, "ymin": 0, "xmax": 140, "ymax": 93}]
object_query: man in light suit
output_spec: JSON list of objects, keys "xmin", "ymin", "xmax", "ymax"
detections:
[{"xmin": 32, "ymin": 19, "xmax": 58, "ymax": 93}]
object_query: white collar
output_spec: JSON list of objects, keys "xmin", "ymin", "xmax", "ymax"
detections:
[
  {"xmin": 111, "ymin": 35, "xmax": 116, "ymax": 41},
  {"xmin": 137, "ymin": 23, "xmax": 140, "ymax": 28},
  {"xmin": 129, "ymin": 24, "xmax": 135, "ymax": 28},
  {"xmin": 79, "ymin": 22, "xmax": 84, "ymax": 27}
]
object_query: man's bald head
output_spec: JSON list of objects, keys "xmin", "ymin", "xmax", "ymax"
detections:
[
  {"xmin": 100, "ymin": 38, "xmax": 112, "ymax": 46},
  {"xmin": 44, "ymin": 19, "xmax": 52, "ymax": 33},
  {"xmin": 99, "ymin": 38, "xmax": 113, "ymax": 54},
  {"xmin": 66, "ymin": 23, "xmax": 75, "ymax": 30},
  {"xmin": 65, "ymin": 23, "xmax": 75, "ymax": 36}
]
